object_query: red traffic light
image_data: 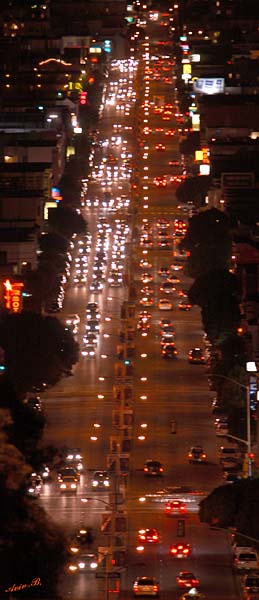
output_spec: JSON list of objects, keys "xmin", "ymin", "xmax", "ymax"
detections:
[{"xmin": 80, "ymin": 91, "xmax": 88, "ymax": 105}]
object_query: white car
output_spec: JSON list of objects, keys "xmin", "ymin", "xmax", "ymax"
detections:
[
  {"xmin": 158, "ymin": 299, "xmax": 173, "ymax": 310},
  {"xmin": 234, "ymin": 549, "xmax": 259, "ymax": 571},
  {"xmin": 133, "ymin": 576, "xmax": 159, "ymax": 597}
]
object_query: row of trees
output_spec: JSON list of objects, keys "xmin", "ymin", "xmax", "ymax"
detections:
[
  {"xmin": 180, "ymin": 209, "xmax": 249, "ymax": 438},
  {"xmin": 0, "ymin": 206, "xmax": 86, "ymax": 597}
]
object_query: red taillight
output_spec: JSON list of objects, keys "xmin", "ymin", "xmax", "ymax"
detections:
[
  {"xmin": 183, "ymin": 548, "xmax": 189, "ymax": 554},
  {"xmin": 202, "ymin": 453, "xmax": 206, "ymax": 459},
  {"xmin": 188, "ymin": 453, "xmax": 192, "ymax": 458},
  {"xmin": 180, "ymin": 505, "xmax": 186, "ymax": 511},
  {"xmin": 153, "ymin": 585, "xmax": 158, "ymax": 592},
  {"xmin": 153, "ymin": 535, "xmax": 158, "ymax": 540},
  {"xmin": 159, "ymin": 467, "xmax": 163, "ymax": 472},
  {"xmin": 144, "ymin": 467, "xmax": 148, "ymax": 472},
  {"xmin": 170, "ymin": 547, "xmax": 177, "ymax": 554}
]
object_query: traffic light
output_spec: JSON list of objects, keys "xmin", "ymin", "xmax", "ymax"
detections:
[{"xmin": 79, "ymin": 91, "xmax": 88, "ymax": 105}]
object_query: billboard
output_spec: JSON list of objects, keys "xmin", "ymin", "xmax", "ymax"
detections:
[{"xmin": 193, "ymin": 78, "xmax": 225, "ymax": 95}]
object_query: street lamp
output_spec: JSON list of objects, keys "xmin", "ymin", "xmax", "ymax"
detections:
[{"xmin": 213, "ymin": 362, "xmax": 257, "ymax": 478}]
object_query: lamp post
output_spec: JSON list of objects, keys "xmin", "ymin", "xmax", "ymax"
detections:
[{"xmin": 213, "ymin": 361, "xmax": 257, "ymax": 478}]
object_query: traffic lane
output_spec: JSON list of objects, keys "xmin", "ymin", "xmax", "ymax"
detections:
[
  {"xmin": 123, "ymin": 503, "xmax": 237, "ymax": 599},
  {"xmin": 42, "ymin": 394, "xmax": 115, "ymax": 470}
]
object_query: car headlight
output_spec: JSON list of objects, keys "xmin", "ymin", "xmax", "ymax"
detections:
[
  {"xmin": 60, "ymin": 483, "xmax": 66, "ymax": 489},
  {"xmin": 104, "ymin": 480, "xmax": 110, "ymax": 487},
  {"xmin": 92, "ymin": 481, "xmax": 98, "ymax": 486},
  {"xmin": 68, "ymin": 565, "xmax": 77, "ymax": 572},
  {"xmin": 71, "ymin": 483, "xmax": 77, "ymax": 489}
]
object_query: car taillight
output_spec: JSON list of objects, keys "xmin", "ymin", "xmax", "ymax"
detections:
[
  {"xmin": 153, "ymin": 585, "xmax": 158, "ymax": 592},
  {"xmin": 188, "ymin": 453, "xmax": 192, "ymax": 458},
  {"xmin": 183, "ymin": 548, "xmax": 189, "ymax": 554},
  {"xmin": 202, "ymin": 453, "xmax": 206, "ymax": 459},
  {"xmin": 180, "ymin": 505, "xmax": 185, "ymax": 511},
  {"xmin": 153, "ymin": 535, "xmax": 158, "ymax": 540},
  {"xmin": 144, "ymin": 467, "xmax": 148, "ymax": 472},
  {"xmin": 170, "ymin": 548, "xmax": 177, "ymax": 554}
]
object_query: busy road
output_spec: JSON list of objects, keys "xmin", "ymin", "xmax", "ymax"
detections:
[{"xmin": 38, "ymin": 7, "xmax": 241, "ymax": 600}]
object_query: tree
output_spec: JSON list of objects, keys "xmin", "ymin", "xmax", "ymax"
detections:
[
  {"xmin": 48, "ymin": 205, "xmax": 87, "ymax": 239},
  {"xmin": 179, "ymin": 131, "xmax": 200, "ymax": 156},
  {"xmin": 175, "ymin": 175, "xmax": 211, "ymax": 207},
  {"xmin": 0, "ymin": 312, "xmax": 79, "ymax": 394},
  {"xmin": 188, "ymin": 270, "xmax": 241, "ymax": 343},
  {"xmin": 199, "ymin": 479, "xmax": 259, "ymax": 542},
  {"xmin": 181, "ymin": 209, "xmax": 232, "ymax": 278},
  {"xmin": 39, "ymin": 232, "xmax": 69, "ymax": 256},
  {"xmin": 0, "ymin": 437, "xmax": 68, "ymax": 598}
]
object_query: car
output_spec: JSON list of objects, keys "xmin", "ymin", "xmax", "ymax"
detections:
[
  {"xmin": 178, "ymin": 299, "xmax": 192, "ymax": 311},
  {"xmin": 154, "ymin": 176, "xmax": 167, "ymax": 187},
  {"xmin": 65, "ymin": 314, "xmax": 80, "ymax": 326},
  {"xmin": 141, "ymin": 272, "xmax": 153, "ymax": 283},
  {"xmin": 60, "ymin": 476, "xmax": 78, "ymax": 493},
  {"xmin": 176, "ymin": 571, "xmax": 200, "ymax": 588},
  {"xmin": 92, "ymin": 470, "xmax": 110, "ymax": 489},
  {"xmin": 139, "ymin": 259, "xmax": 153, "ymax": 270},
  {"xmin": 38, "ymin": 464, "xmax": 50, "ymax": 481},
  {"xmin": 242, "ymin": 572, "xmax": 259, "ymax": 595},
  {"xmin": 155, "ymin": 143, "xmax": 165, "ymax": 151},
  {"xmin": 138, "ymin": 528, "xmax": 160, "ymax": 543},
  {"xmin": 161, "ymin": 344, "xmax": 178, "ymax": 359},
  {"xmin": 188, "ymin": 348, "xmax": 205, "ymax": 364},
  {"xmin": 158, "ymin": 299, "xmax": 173, "ymax": 310},
  {"xmin": 188, "ymin": 446, "xmax": 207, "ymax": 464},
  {"xmin": 235, "ymin": 550, "xmax": 259, "ymax": 571},
  {"xmin": 69, "ymin": 527, "xmax": 94, "ymax": 554},
  {"xmin": 86, "ymin": 302, "xmax": 100, "ymax": 318},
  {"xmin": 83, "ymin": 332, "xmax": 98, "ymax": 345},
  {"xmin": 158, "ymin": 266, "xmax": 170, "ymax": 277},
  {"xmin": 160, "ymin": 318, "xmax": 173, "ymax": 329},
  {"xmin": 159, "ymin": 282, "xmax": 176, "ymax": 294},
  {"xmin": 179, "ymin": 591, "xmax": 206, "ymax": 600},
  {"xmin": 158, "ymin": 239, "xmax": 171, "ymax": 249},
  {"xmin": 81, "ymin": 343, "xmax": 96, "ymax": 357},
  {"xmin": 167, "ymin": 274, "xmax": 180, "ymax": 284},
  {"xmin": 140, "ymin": 296, "xmax": 154, "ymax": 307},
  {"xmin": 65, "ymin": 449, "xmax": 83, "ymax": 471},
  {"xmin": 168, "ymin": 159, "xmax": 180, "ymax": 166},
  {"xmin": 171, "ymin": 263, "xmax": 183, "ymax": 271},
  {"xmin": 144, "ymin": 460, "xmax": 164, "ymax": 476},
  {"xmin": 86, "ymin": 319, "xmax": 100, "ymax": 332},
  {"xmin": 219, "ymin": 446, "xmax": 241, "ymax": 464},
  {"xmin": 215, "ymin": 418, "xmax": 229, "ymax": 436},
  {"xmin": 89, "ymin": 280, "xmax": 103, "ymax": 292},
  {"xmin": 165, "ymin": 500, "xmax": 187, "ymax": 516},
  {"xmin": 25, "ymin": 473, "xmax": 43, "ymax": 498},
  {"xmin": 169, "ymin": 542, "xmax": 191, "ymax": 558},
  {"xmin": 58, "ymin": 466, "xmax": 79, "ymax": 483},
  {"xmin": 26, "ymin": 396, "xmax": 42, "ymax": 412},
  {"xmin": 161, "ymin": 334, "xmax": 175, "ymax": 347},
  {"xmin": 67, "ymin": 552, "xmax": 98, "ymax": 573},
  {"xmin": 140, "ymin": 286, "xmax": 154, "ymax": 296},
  {"xmin": 133, "ymin": 576, "xmax": 159, "ymax": 597}
]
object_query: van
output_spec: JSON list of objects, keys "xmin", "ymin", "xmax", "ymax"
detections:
[
  {"xmin": 234, "ymin": 549, "xmax": 259, "ymax": 571},
  {"xmin": 219, "ymin": 446, "xmax": 240, "ymax": 464}
]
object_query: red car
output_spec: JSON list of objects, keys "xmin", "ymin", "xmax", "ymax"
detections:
[
  {"xmin": 138, "ymin": 528, "xmax": 160, "ymax": 543},
  {"xmin": 176, "ymin": 571, "xmax": 200, "ymax": 588},
  {"xmin": 165, "ymin": 500, "xmax": 187, "ymax": 516},
  {"xmin": 169, "ymin": 543, "xmax": 191, "ymax": 558}
]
